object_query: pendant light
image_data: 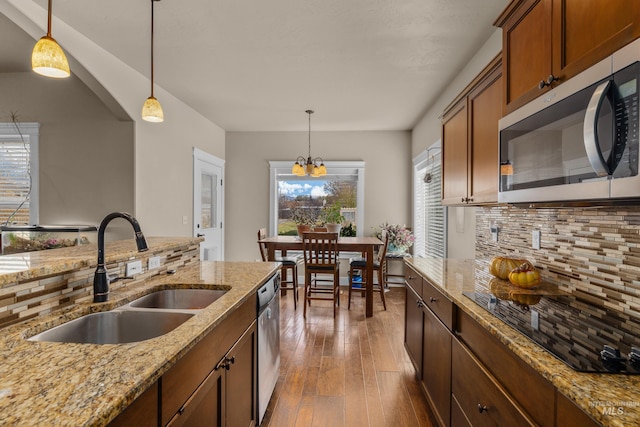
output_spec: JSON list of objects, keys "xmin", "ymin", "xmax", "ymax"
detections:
[
  {"xmin": 292, "ymin": 110, "xmax": 326, "ymax": 177},
  {"xmin": 142, "ymin": 0, "xmax": 164, "ymax": 122},
  {"xmin": 31, "ymin": 0, "xmax": 70, "ymax": 78}
]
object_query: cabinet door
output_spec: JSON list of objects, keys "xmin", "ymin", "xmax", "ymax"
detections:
[
  {"xmin": 166, "ymin": 368, "xmax": 224, "ymax": 427},
  {"xmin": 404, "ymin": 285, "xmax": 424, "ymax": 378},
  {"xmin": 109, "ymin": 382, "xmax": 158, "ymax": 427},
  {"xmin": 556, "ymin": 391, "xmax": 600, "ymax": 427},
  {"xmin": 500, "ymin": 0, "xmax": 553, "ymax": 112},
  {"xmin": 226, "ymin": 321, "xmax": 257, "ymax": 427},
  {"xmin": 553, "ymin": 0, "xmax": 640, "ymax": 83},
  {"xmin": 441, "ymin": 99, "xmax": 469, "ymax": 205},
  {"xmin": 451, "ymin": 339, "xmax": 535, "ymax": 427},
  {"xmin": 468, "ymin": 65, "xmax": 502, "ymax": 204},
  {"xmin": 421, "ymin": 307, "xmax": 452, "ymax": 427}
]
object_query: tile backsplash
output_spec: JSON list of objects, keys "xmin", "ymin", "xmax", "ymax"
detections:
[{"xmin": 476, "ymin": 205, "xmax": 640, "ymax": 319}]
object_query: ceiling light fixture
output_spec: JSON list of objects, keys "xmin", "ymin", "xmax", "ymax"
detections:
[
  {"xmin": 292, "ymin": 110, "xmax": 326, "ymax": 177},
  {"xmin": 142, "ymin": 0, "xmax": 164, "ymax": 123},
  {"xmin": 31, "ymin": 0, "xmax": 70, "ymax": 78}
]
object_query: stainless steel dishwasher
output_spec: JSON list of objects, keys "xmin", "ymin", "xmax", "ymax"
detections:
[{"xmin": 257, "ymin": 272, "xmax": 280, "ymax": 425}]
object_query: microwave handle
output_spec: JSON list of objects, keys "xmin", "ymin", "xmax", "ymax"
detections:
[{"xmin": 583, "ymin": 80, "xmax": 612, "ymax": 177}]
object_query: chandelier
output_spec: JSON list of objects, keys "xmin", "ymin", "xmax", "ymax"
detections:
[{"xmin": 292, "ymin": 110, "xmax": 326, "ymax": 177}]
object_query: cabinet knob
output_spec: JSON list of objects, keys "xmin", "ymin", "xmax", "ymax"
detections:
[
  {"xmin": 461, "ymin": 197, "xmax": 466, "ymax": 203},
  {"xmin": 416, "ymin": 300, "xmax": 424, "ymax": 308},
  {"xmin": 477, "ymin": 403, "xmax": 488, "ymax": 413},
  {"xmin": 429, "ymin": 297, "xmax": 438, "ymax": 303},
  {"xmin": 538, "ymin": 74, "xmax": 559, "ymax": 89}
]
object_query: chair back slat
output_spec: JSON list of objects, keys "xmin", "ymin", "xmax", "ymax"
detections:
[
  {"xmin": 257, "ymin": 228, "xmax": 269, "ymax": 262},
  {"xmin": 302, "ymin": 232, "xmax": 339, "ymax": 267},
  {"xmin": 376, "ymin": 231, "xmax": 389, "ymax": 264}
]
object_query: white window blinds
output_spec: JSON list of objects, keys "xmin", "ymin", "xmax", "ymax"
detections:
[
  {"xmin": 413, "ymin": 145, "xmax": 446, "ymax": 258},
  {"xmin": 0, "ymin": 123, "xmax": 39, "ymax": 225}
]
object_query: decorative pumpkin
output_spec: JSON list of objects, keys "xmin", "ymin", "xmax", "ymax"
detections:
[
  {"xmin": 510, "ymin": 292, "xmax": 542, "ymax": 306},
  {"xmin": 508, "ymin": 261, "xmax": 541, "ymax": 289},
  {"xmin": 489, "ymin": 256, "xmax": 528, "ymax": 280}
]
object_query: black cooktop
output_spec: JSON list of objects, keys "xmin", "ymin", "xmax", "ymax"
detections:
[{"xmin": 464, "ymin": 288, "xmax": 640, "ymax": 374}]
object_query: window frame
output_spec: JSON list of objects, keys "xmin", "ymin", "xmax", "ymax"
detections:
[
  {"xmin": 413, "ymin": 142, "xmax": 447, "ymax": 258},
  {"xmin": 0, "ymin": 122, "xmax": 39, "ymax": 225},
  {"xmin": 269, "ymin": 161, "xmax": 365, "ymax": 236}
]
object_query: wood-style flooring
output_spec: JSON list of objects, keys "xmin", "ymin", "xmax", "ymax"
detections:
[{"xmin": 261, "ymin": 286, "xmax": 436, "ymax": 427}]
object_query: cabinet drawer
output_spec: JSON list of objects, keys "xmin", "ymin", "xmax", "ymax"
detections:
[
  {"xmin": 451, "ymin": 393, "xmax": 472, "ymax": 427},
  {"xmin": 161, "ymin": 294, "xmax": 257, "ymax": 425},
  {"xmin": 422, "ymin": 278, "xmax": 454, "ymax": 331},
  {"xmin": 405, "ymin": 265, "xmax": 423, "ymax": 296},
  {"xmin": 456, "ymin": 309, "xmax": 554, "ymax": 427},
  {"xmin": 452, "ymin": 339, "xmax": 534, "ymax": 427}
]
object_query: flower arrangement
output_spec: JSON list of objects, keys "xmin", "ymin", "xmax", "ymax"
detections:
[{"xmin": 373, "ymin": 222, "xmax": 415, "ymax": 252}]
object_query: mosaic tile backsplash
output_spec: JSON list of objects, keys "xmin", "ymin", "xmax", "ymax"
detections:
[{"xmin": 476, "ymin": 205, "xmax": 640, "ymax": 319}]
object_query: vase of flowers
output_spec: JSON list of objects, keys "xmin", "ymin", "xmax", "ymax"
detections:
[{"xmin": 373, "ymin": 222, "xmax": 415, "ymax": 253}]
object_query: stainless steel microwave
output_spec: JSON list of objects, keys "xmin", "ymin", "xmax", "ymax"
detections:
[{"xmin": 498, "ymin": 39, "xmax": 640, "ymax": 204}]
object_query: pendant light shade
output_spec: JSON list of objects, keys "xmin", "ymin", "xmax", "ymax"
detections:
[
  {"xmin": 142, "ymin": 96, "xmax": 164, "ymax": 122},
  {"xmin": 292, "ymin": 110, "xmax": 326, "ymax": 177},
  {"xmin": 142, "ymin": 0, "xmax": 164, "ymax": 123},
  {"xmin": 32, "ymin": 0, "xmax": 70, "ymax": 78}
]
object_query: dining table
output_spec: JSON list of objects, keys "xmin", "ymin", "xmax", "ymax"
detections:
[{"xmin": 258, "ymin": 235, "xmax": 384, "ymax": 317}]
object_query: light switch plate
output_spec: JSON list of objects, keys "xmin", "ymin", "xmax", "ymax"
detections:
[
  {"xmin": 532, "ymin": 230, "xmax": 541, "ymax": 250},
  {"xmin": 148, "ymin": 256, "xmax": 161, "ymax": 270},
  {"xmin": 126, "ymin": 260, "xmax": 143, "ymax": 276}
]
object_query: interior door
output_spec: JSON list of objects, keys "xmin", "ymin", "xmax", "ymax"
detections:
[{"xmin": 193, "ymin": 148, "xmax": 224, "ymax": 261}]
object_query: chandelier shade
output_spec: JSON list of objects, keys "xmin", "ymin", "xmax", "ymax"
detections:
[
  {"xmin": 32, "ymin": 0, "xmax": 70, "ymax": 78},
  {"xmin": 292, "ymin": 110, "xmax": 326, "ymax": 177}
]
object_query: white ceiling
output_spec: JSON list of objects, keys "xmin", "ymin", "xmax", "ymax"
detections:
[{"xmin": 2, "ymin": 0, "xmax": 508, "ymax": 131}]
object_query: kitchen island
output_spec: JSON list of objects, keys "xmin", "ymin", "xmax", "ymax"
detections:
[
  {"xmin": 0, "ymin": 238, "xmax": 279, "ymax": 426},
  {"xmin": 407, "ymin": 257, "xmax": 640, "ymax": 427}
]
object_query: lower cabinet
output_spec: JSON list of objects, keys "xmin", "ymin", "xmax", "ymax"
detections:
[
  {"xmin": 403, "ymin": 262, "xmax": 601, "ymax": 427},
  {"xmin": 451, "ymin": 339, "xmax": 534, "ymax": 426},
  {"xmin": 166, "ymin": 321, "xmax": 257, "ymax": 427},
  {"xmin": 109, "ymin": 382, "xmax": 159, "ymax": 427},
  {"xmin": 422, "ymin": 306, "xmax": 452, "ymax": 427}
]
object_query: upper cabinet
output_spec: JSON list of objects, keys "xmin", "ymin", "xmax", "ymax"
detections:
[
  {"xmin": 441, "ymin": 55, "xmax": 502, "ymax": 206},
  {"xmin": 496, "ymin": 0, "xmax": 640, "ymax": 113}
]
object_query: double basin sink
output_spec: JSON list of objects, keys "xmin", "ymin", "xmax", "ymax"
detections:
[{"xmin": 28, "ymin": 289, "xmax": 228, "ymax": 345}]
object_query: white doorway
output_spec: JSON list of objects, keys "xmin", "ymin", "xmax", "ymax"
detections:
[{"xmin": 193, "ymin": 148, "xmax": 224, "ymax": 261}]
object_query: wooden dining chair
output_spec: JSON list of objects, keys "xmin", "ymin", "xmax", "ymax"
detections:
[
  {"xmin": 257, "ymin": 228, "xmax": 300, "ymax": 309},
  {"xmin": 348, "ymin": 231, "xmax": 388, "ymax": 310},
  {"xmin": 302, "ymin": 231, "xmax": 340, "ymax": 318}
]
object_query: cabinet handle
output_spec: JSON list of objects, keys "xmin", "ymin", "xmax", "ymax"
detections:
[
  {"xmin": 477, "ymin": 403, "xmax": 488, "ymax": 414},
  {"xmin": 461, "ymin": 197, "xmax": 466, "ymax": 203},
  {"xmin": 224, "ymin": 356, "xmax": 236, "ymax": 370},
  {"xmin": 538, "ymin": 74, "xmax": 559, "ymax": 90},
  {"xmin": 429, "ymin": 297, "xmax": 438, "ymax": 303},
  {"xmin": 416, "ymin": 300, "xmax": 424, "ymax": 308}
]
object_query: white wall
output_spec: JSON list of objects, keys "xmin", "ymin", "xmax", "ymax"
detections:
[
  {"xmin": 225, "ymin": 131, "xmax": 411, "ymax": 261},
  {"xmin": 2, "ymin": 1, "xmax": 226, "ymax": 238},
  {"xmin": 411, "ymin": 29, "xmax": 502, "ymax": 259}
]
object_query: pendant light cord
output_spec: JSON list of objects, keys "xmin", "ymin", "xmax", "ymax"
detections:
[
  {"xmin": 150, "ymin": 0, "xmax": 156, "ymax": 97},
  {"xmin": 306, "ymin": 109, "xmax": 314, "ymax": 158},
  {"xmin": 46, "ymin": 0, "xmax": 53, "ymax": 37}
]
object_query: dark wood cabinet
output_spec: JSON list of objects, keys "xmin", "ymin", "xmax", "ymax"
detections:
[
  {"xmin": 109, "ymin": 382, "xmax": 159, "ymax": 427},
  {"xmin": 404, "ymin": 284, "xmax": 424, "ymax": 379},
  {"xmin": 497, "ymin": 0, "xmax": 640, "ymax": 113},
  {"xmin": 556, "ymin": 391, "xmax": 600, "ymax": 427},
  {"xmin": 162, "ymin": 294, "xmax": 257, "ymax": 427},
  {"xmin": 421, "ymin": 304, "xmax": 452, "ymax": 427},
  {"xmin": 451, "ymin": 339, "xmax": 535, "ymax": 427},
  {"xmin": 441, "ymin": 55, "xmax": 502, "ymax": 206}
]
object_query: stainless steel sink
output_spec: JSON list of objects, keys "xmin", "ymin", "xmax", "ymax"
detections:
[
  {"xmin": 128, "ymin": 289, "xmax": 228, "ymax": 310},
  {"xmin": 28, "ymin": 310, "xmax": 193, "ymax": 344}
]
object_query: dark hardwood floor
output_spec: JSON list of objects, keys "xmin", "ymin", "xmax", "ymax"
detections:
[{"xmin": 261, "ymin": 286, "xmax": 436, "ymax": 427}]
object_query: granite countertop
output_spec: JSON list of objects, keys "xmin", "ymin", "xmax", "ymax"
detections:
[
  {"xmin": 0, "ymin": 237, "xmax": 200, "ymax": 288},
  {"xmin": 0, "ymin": 260, "xmax": 280, "ymax": 426},
  {"xmin": 407, "ymin": 257, "xmax": 640, "ymax": 427}
]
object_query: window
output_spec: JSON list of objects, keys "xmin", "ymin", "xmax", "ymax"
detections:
[
  {"xmin": 413, "ymin": 143, "xmax": 446, "ymax": 258},
  {"xmin": 269, "ymin": 161, "xmax": 365, "ymax": 236},
  {"xmin": 0, "ymin": 123, "xmax": 39, "ymax": 225}
]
